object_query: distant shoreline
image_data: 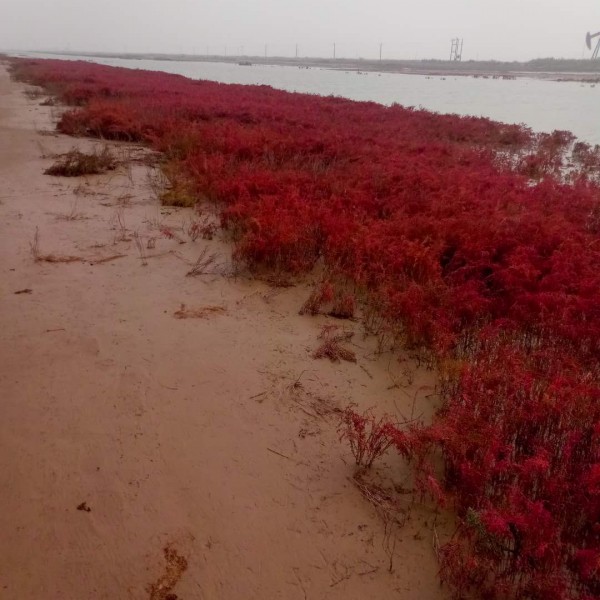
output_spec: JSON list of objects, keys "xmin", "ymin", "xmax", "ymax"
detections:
[{"xmin": 16, "ymin": 50, "xmax": 600, "ymax": 82}]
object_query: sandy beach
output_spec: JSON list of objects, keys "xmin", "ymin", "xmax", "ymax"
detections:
[{"xmin": 0, "ymin": 60, "xmax": 446, "ymax": 599}]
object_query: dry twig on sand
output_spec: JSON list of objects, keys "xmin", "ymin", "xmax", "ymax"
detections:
[
  {"xmin": 185, "ymin": 246, "xmax": 223, "ymax": 276},
  {"xmin": 29, "ymin": 228, "xmax": 85, "ymax": 263},
  {"xmin": 110, "ymin": 207, "xmax": 130, "ymax": 243},
  {"xmin": 89, "ymin": 254, "xmax": 127, "ymax": 265},
  {"xmin": 352, "ymin": 473, "xmax": 408, "ymax": 528},
  {"xmin": 173, "ymin": 303, "xmax": 226, "ymax": 319},
  {"xmin": 352, "ymin": 472, "xmax": 408, "ymax": 573}
]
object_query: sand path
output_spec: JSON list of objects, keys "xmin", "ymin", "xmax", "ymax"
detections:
[{"xmin": 0, "ymin": 61, "xmax": 446, "ymax": 599}]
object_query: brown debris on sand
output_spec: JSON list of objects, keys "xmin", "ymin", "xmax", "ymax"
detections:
[
  {"xmin": 147, "ymin": 545, "xmax": 188, "ymax": 600},
  {"xmin": 76, "ymin": 501, "xmax": 91, "ymax": 512}
]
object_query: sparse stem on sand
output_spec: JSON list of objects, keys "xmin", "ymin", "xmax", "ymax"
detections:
[{"xmin": 133, "ymin": 231, "xmax": 148, "ymax": 266}]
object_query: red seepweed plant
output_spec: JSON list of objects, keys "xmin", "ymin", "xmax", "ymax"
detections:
[{"xmin": 338, "ymin": 407, "xmax": 412, "ymax": 469}]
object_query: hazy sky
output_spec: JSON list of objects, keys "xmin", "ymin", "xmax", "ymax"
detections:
[{"xmin": 2, "ymin": 0, "xmax": 600, "ymax": 61}]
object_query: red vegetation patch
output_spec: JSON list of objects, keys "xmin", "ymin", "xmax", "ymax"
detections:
[{"xmin": 12, "ymin": 57, "xmax": 600, "ymax": 599}]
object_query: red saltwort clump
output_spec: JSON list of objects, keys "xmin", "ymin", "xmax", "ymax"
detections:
[{"xmin": 13, "ymin": 58, "xmax": 600, "ymax": 599}]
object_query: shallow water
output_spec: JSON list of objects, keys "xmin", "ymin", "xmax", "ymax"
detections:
[{"xmin": 18, "ymin": 52, "xmax": 600, "ymax": 145}]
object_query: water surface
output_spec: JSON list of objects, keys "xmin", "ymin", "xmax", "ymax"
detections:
[{"xmin": 19, "ymin": 53, "xmax": 600, "ymax": 145}]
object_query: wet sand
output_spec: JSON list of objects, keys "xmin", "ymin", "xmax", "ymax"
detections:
[{"xmin": 0, "ymin": 61, "xmax": 447, "ymax": 599}]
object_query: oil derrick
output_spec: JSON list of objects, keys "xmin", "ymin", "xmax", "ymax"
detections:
[
  {"xmin": 586, "ymin": 31, "xmax": 600, "ymax": 59},
  {"xmin": 450, "ymin": 38, "xmax": 464, "ymax": 61}
]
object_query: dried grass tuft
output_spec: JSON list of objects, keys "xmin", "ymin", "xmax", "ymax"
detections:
[
  {"xmin": 313, "ymin": 325, "xmax": 357, "ymax": 363},
  {"xmin": 45, "ymin": 147, "xmax": 116, "ymax": 177}
]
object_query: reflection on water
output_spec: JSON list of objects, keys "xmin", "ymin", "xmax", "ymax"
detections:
[{"xmin": 19, "ymin": 53, "xmax": 600, "ymax": 145}]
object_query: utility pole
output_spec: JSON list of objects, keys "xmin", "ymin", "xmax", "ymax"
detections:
[
  {"xmin": 295, "ymin": 43, "xmax": 298, "ymax": 58},
  {"xmin": 379, "ymin": 42, "xmax": 383, "ymax": 61},
  {"xmin": 333, "ymin": 42, "xmax": 336, "ymax": 59},
  {"xmin": 265, "ymin": 44, "xmax": 267, "ymax": 58}
]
